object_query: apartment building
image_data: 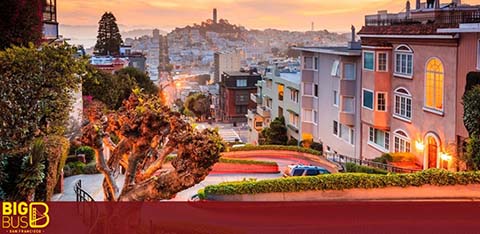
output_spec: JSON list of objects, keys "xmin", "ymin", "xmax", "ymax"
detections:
[
  {"xmin": 358, "ymin": 0, "xmax": 479, "ymax": 170},
  {"xmin": 297, "ymin": 32, "xmax": 362, "ymax": 158},
  {"xmin": 219, "ymin": 71, "xmax": 261, "ymax": 123},
  {"xmin": 247, "ymin": 67, "xmax": 301, "ymax": 145},
  {"xmin": 214, "ymin": 51, "xmax": 242, "ymax": 83}
]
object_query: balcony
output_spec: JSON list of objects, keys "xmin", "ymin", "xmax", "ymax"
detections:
[
  {"xmin": 250, "ymin": 93, "xmax": 262, "ymax": 104},
  {"xmin": 339, "ymin": 112, "xmax": 355, "ymax": 127},
  {"xmin": 339, "ymin": 79, "xmax": 356, "ymax": 96},
  {"xmin": 257, "ymin": 106, "xmax": 271, "ymax": 118}
]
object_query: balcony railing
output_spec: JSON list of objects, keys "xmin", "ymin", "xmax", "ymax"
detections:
[
  {"xmin": 326, "ymin": 152, "xmax": 421, "ymax": 173},
  {"xmin": 257, "ymin": 106, "xmax": 271, "ymax": 118},
  {"xmin": 365, "ymin": 10, "xmax": 480, "ymax": 26}
]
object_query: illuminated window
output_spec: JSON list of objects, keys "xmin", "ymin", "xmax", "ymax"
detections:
[
  {"xmin": 425, "ymin": 58, "xmax": 444, "ymax": 112},
  {"xmin": 393, "ymin": 130, "xmax": 411, "ymax": 153},
  {"xmin": 278, "ymin": 84, "xmax": 284, "ymax": 101}
]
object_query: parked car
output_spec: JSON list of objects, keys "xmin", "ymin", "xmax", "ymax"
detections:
[{"xmin": 283, "ymin": 165, "xmax": 330, "ymax": 177}]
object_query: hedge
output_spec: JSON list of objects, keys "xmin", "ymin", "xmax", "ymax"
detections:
[
  {"xmin": 64, "ymin": 161, "xmax": 99, "ymax": 177},
  {"xmin": 228, "ymin": 145, "xmax": 323, "ymax": 157},
  {"xmin": 344, "ymin": 162, "xmax": 388, "ymax": 175},
  {"xmin": 165, "ymin": 155, "xmax": 277, "ymax": 166},
  {"xmin": 201, "ymin": 169, "xmax": 480, "ymax": 197}
]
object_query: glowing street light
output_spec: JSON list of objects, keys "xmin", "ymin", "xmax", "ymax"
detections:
[{"xmin": 440, "ymin": 152, "xmax": 452, "ymax": 161}]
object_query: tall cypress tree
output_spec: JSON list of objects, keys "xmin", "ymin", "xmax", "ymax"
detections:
[{"xmin": 94, "ymin": 12, "xmax": 123, "ymax": 56}]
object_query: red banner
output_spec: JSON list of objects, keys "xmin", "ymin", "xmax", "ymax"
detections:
[{"xmin": 2, "ymin": 202, "xmax": 480, "ymax": 234}]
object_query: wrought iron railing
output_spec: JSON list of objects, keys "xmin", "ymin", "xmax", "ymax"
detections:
[
  {"xmin": 74, "ymin": 180, "xmax": 95, "ymax": 202},
  {"xmin": 325, "ymin": 152, "xmax": 421, "ymax": 173},
  {"xmin": 365, "ymin": 10, "xmax": 480, "ymax": 26}
]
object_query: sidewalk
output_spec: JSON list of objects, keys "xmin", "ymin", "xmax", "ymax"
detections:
[{"xmin": 53, "ymin": 174, "xmax": 125, "ymax": 201}]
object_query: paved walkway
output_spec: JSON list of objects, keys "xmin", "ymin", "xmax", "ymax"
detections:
[{"xmin": 53, "ymin": 174, "xmax": 125, "ymax": 201}]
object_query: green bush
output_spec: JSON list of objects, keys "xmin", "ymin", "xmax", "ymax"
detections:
[
  {"xmin": 165, "ymin": 155, "xmax": 277, "ymax": 166},
  {"xmin": 76, "ymin": 146, "xmax": 95, "ymax": 162},
  {"xmin": 374, "ymin": 152, "xmax": 416, "ymax": 164},
  {"xmin": 201, "ymin": 169, "xmax": 480, "ymax": 198},
  {"xmin": 287, "ymin": 138, "xmax": 298, "ymax": 146},
  {"xmin": 310, "ymin": 142, "xmax": 323, "ymax": 152},
  {"xmin": 344, "ymin": 163, "xmax": 388, "ymax": 174},
  {"xmin": 229, "ymin": 145, "xmax": 323, "ymax": 157},
  {"xmin": 63, "ymin": 161, "xmax": 99, "ymax": 177}
]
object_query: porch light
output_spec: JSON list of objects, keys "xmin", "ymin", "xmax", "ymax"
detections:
[
  {"xmin": 415, "ymin": 140, "xmax": 424, "ymax": 151},
  {"xmin": 440, "ymin": 153, "xmax": 452, "ymax": 161}
]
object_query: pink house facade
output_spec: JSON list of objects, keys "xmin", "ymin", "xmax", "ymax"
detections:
[{"xmin": 358, "ymin": 0, "xmax": 480, "ymax": 170}]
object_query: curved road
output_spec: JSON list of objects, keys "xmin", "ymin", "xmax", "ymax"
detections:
[{"xmin": 54, "ymin": 156, "xmax": 319, "ymax": 201}]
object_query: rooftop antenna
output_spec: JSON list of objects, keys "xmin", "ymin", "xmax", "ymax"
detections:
[{"xmin": 311, "ymin": 22, "xmax": 314, "ymax": 31}]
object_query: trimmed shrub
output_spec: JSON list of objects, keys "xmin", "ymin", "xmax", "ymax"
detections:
[
  {"xmin": 229, "ymin": 145, "xmax": 323, "ymax": 157},
  {"xmin": 344, "ymin": 163, "xmax": 388, "ymax": 174},
  {"xmin": 374, "ymin": 152, "xmax": 416, "ymax": 164},
  {"xmin": 287, "ymin": 138, "xmax": 298, "ymax": 146},
  {"xmin": 75, "ymin": 146, "xmax": 95, "ymax": 162},
  {"xmin": 310, "ymin": 142, "xmax": 323, "ymax": 152},
  {"xmin": 201, "ymin": 169, "xmax": 480, "ymax": 198},
  {"xmin": 63, "ymin": 161, "xmax": 99, "ymax": 177}
]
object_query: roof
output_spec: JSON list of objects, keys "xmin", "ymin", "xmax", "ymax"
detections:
[
  {"xmin": 279, "ymin": 72, "xmax": 301, "ymax": 84},
  {"xmin": 294, "ymin": 46, "xmax": 361, "ymax": 56},
  {"xmin": 358, "ymin": 24, "xmax": 457, "ymax": 36},
  {"xmin": 222, "ymin": 71, "xmax": 261, "ymax": 77}
]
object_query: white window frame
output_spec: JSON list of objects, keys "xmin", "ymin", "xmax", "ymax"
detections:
[
  {"xmin": 289, "ymin": 112, "xmax": 299, "ymax": 128},
  {"xmin": 393, "ymin": 129, "xmax": 411, "ymax": 153},
  {"xmin": 302, "ymin": 82, "xmax": 314, "ymax": 97},
  {"xmin": 343, "ymin": 63, "xmax": 356, "ymax": 80},
  {"xmin": 333, "ymin": 90, "xmax": 339, "ymax": 107},
  {"xmin": 363, "ymin": 51, "xmax": 375, "ymax": 71},
  {"xmin": 368, "ymin": 127, "xmax": 390, "ymax": 152},
  {"xmin": 362, "ymin": 88, "xmax": 374, "ymax": 110},
  {"xmin": 236, "ymin": 79, "xmax": 247, "ymax": 87},
  {"xmin": 341, "ymin": 96, "xmax": 355, "ymax": 113},
  {"xmin": 377, "ymin": 52, "xmax": 388, "ymax": 72},
  {"xmin": 331, "ymin": 60, "xmax": 340, "ymax": 77},
  {"xmin": 303, "ymin": 109, "xmax": 314, "ymax": 123},
  {"xmin": 394, "ymin": 45, "xmax": 413, "ymax": 78},
  {"xmin": 393, "ymin": 87, "xmax": 412, "ymax": 122},
  {"xmin": 303, "ymin": 56, "xmax": 314, "ymax": 70},
  {"xmin": 423, "ymin": 57, "xmax": 445, "ymax": 115},
  {"xmin": 290, "ymin": 88, "xmax": 299, "ymax": 103},
  {"xmin": 376, "ymin": 92, "xmax": 387, "ymax": 112}
]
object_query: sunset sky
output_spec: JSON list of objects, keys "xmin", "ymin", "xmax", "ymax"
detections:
[{"xmin": 59, "ymin": 0, "xmax": 480, "ymax": 46}]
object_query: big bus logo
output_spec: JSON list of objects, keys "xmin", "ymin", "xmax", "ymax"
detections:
[{"xmin": 2, "ymin": 202, "xmax": 50, "ymax": 230}]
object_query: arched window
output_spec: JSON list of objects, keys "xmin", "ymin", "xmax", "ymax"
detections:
[
  {"xmin": 394, "ymin": 87, "xmax": 412, "ymax": 120},
  {"xmin": 394, "ymin": 45, "xmax": 413, "ymax": 78},
  {"xmin": 425, "ymin": 58, "xmax": 444, "ymax": 112},
  {"xmin": 394, "ymin": 130, "xmax": 411, "ymax": 153}
]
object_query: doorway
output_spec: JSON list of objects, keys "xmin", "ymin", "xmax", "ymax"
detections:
[{"xmin": 427, "ymin": 136, "xmax": 438, "ymax": 168}]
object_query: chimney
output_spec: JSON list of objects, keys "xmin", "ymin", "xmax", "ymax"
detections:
[
  {"xmin": 406, "ymin": 1, "xmax": 411, "ymax": 19},
  {"xmin": 416, "ymin": 0, "xmax": 421, "ymax": 9},
  {"xmin": 348, "ymin": 25, "xmax": 361, "ymax": 50},
  {"xmin": 452, "ymin": 0, "xmax": 461, "ymax": 6}
]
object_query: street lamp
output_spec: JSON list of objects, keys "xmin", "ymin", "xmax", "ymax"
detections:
[
  {"xmin": 440, "ymin": 152, "xmax": 452, "ymax": 170},
  {"xmin": 415, "ymin": 140, "xmax": 424, "ymax": 151}
]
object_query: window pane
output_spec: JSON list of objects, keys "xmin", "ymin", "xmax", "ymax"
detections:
[
  {"xmin": 333, "ymin": 121, "xmax": 338, "ymax": 135},
  {"xmin": 304, "ymin": 83, "xmax": 313, "ymax": 95},
  {"xmin": 342, "ymin": 97, "xmax": 355, "ymax": 113},
  {"xmin": 363, "ymin": 90, "xmax": 373, "ymax": 109},
  {"xmin": 344, "ymin": 63, "xmax": 355, "ymax": 80},
  {"xmin": 364, "ymin": 52, "xmax": 374, "ymax": 70}
]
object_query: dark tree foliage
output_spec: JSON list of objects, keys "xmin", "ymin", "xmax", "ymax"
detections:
[
  {"xmin": 463, "ymin": 85, "xmax": 480, "ymax": 170},
  {"xmin": 0, "ymin": 0, "xmax": 43, "ymax": 50},
  {"xmin": 465, "ymin": 72, "xmax": 480, "ymax": 94},
  {"xmin": 116, "ymin": 67, "xmax": 158, "ymax": 95},
  {"xmin": 0, "ymin": 44, "xmax": 87, "ymax": 152},
  {"xmin": 259, "ymin": 117, "xmax": 288, "ymax": 145},
  {"xmin": 82, "ymin": 65, "xmax": 137, "ymax": 109},
  {"xmin": 184, "ymin": 93, "xmax": 211, "ymax": 120},
  {"xmin": 94, "ymin": 12, "xmax": 123, "ymax": 56}
]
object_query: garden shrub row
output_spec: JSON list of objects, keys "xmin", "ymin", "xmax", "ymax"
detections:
[
  {"xmin": 228, "ymin": 145, "xmax": 323, "ymax": 157},
  {"xmin": 201, "ymin": 169, "xmax": 480, "ymax": 197},
  {"xmin": 64, "ymin": 161, "xmax": 99, "ymax": 177},
  {"xmin": 344, "ymin": 162, "xmax": 388, "ymax": 174},
  {"xmin": 165, "ymin": 155, "xmax": 277, "ymax": 166}
]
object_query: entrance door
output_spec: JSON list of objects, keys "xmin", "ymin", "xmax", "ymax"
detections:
[{"xmin": 427, "ymin": 137, "xmax": 438, "ymax": 168}]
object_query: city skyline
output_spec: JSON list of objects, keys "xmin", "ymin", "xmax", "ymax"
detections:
[{"xmin": 58, "ymin": 0, "xmax": 480, "ymax": 33}]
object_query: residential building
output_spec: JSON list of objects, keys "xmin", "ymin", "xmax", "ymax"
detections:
[
  {"xmin": 297, "ymin": 29, "xmax": 362, "ymax": 158},
  {"xmin": 214, "ymin": 51, "xmax": 242, "ymax": 83},
  {"xmin": 120, "ymin": 45, "xmax": 147, "ymax": 72},
  {"xmin": 42, "ymin": 0, "xmax": 58, "ymax": 41},
  {"xmin": 90, "ymin": 56, "xmax": 129, "ymax": 74},
  {"xmin": 358, "ymin": 0, "xmax": 480, "ymax": 170},
  {"xmin": 219, "ymin": 71, "xmax": 261, "ymax": 123},
  {"xmin": 247, "ymin": 67, "xmax": 302, "ymax": 145}
]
